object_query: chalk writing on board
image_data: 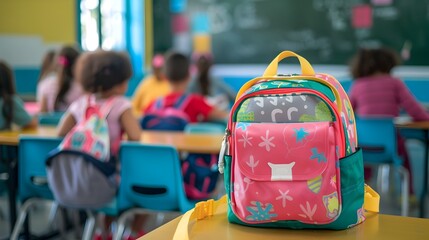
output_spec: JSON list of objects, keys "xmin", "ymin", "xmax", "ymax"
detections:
[
  {"xmin": 234, "ymin": 2, "xmax": 268, "ymax": 30},
  {"xmin": 312, "ymin": 0, "xmax": 349, "ymax": 31},
  {"xmin": 184, "ymin": 0, "xmax": 429, "ymax": 65},
  {"xmin": 373, "ymin": 6, "xmax": 398, "ymax": 19},
  {"xmin": 208, "ymin": 4, "xmax": 232, "ymax": 34}
]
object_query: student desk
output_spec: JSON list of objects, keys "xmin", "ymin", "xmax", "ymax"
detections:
[
  {"xmin": 140, "ymin": 206, "xmax": 429, "ymax": 240},
  {"xmin": 0, "ymin": 127, "xmax": 223, "ymax": 234},
  {"xmin": 0, "ymin": 127, "xmax": 224, "ymax": 153},
  {"xmin": 396, "ymin": 121, "xmax": 429, "ymax": 218}
]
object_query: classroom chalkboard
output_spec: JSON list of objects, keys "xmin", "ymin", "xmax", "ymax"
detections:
[
  {"xmin": 186, "ymin": 0, "xmax": 429, "ymax": 65},
  {"xmin": 153, "ymin": 0, "xmax": 173, "ymax": 54}
]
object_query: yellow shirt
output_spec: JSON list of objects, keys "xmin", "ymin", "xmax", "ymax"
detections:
[{"xmin": 131, "ymin": 75, "xmax": 171, "ymax": 116}]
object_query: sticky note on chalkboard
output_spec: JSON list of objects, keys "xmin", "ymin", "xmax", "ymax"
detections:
[
  {"xmin": 192, "ymin": 12, "xmax": 210, "ymax": 34},
  {"xmin": 193, "ymin": 34, "xmax": 211, "ymax": 53},
  {"xmin": 352, "ymin": 5, "xmax": 373, "ymax": 29},
  {"xmin": 371, "ymin": 0, "xmax": 392, "ymax": 6},
  {"xmin": 172, "ymin": 14, "xmax": 189, "ymax": 33},
  {"xmin": 170, "ymin": 0, "xmax": 187, "ymax": 13}
]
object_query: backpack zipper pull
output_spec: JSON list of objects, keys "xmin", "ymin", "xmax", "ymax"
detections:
[{"xmin": 218, "ymin": 129, "xmax": 230, "ymax": 174}]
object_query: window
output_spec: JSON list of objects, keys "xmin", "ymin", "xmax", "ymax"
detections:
[{"xmin": 80, "ymin": 0, "xmax": 126, "ymax": 51}]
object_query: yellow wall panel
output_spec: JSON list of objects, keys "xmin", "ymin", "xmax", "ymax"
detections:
[{"xmin": 0, "ymin": 0, "xmax": 76, "ymax": 43}]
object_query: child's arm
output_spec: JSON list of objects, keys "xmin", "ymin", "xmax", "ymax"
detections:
[
  {"xmin": 120, "ymin": 108, "xmax": 142, "ymax": 141},
  {"xmin": 56, "ymin": 112, "xmax": 76, "ymax": 136},
  {"xmin": 397, "ymin": 80, "xmax": 429, "ymax": 121},
  {"xmin": 208, "ymin": 107, "xmax": 229, "ymax": 121},
  {"xmin": 39, "ymin": 96, "xmax": 49, "ymax": 113},
  {"xmin": 12, "ymin": 96, "xmax": 38, "ymax": 129},
  {"xmin": 23, "ymin": 117, "xmax": 38, "ymax": 129}
]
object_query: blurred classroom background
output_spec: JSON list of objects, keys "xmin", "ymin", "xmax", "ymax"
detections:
[
  {"xmin": 1, "ymin": 0, "xmax": 429, "ymax": 238},
  {"xmin": 1, "ymin": 0, "xmax": 428, "ymax": 101}
]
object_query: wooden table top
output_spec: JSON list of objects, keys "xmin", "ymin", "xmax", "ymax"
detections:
[
  {"xmin": 140, "ymin": 130, "xmax": 223, "ymax": 153},
  {"xmin": 395, "ymin": 120, "xmax": 429, "ymax": 130},
  {"xmin": 0, "ymin": 127, "xmax": 224, "ymax": 153},
  {"xmin": 140, "ymin": 207, "xmax": 429, "ymax": 240}
]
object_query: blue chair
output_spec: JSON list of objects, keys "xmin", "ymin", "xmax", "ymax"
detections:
[
  {"xmin": 10, "ymin": 136, "xmax": 62, "ymax": 240},
  {"xmin": 114, "ymin": 143, "xmax": 195, "ymax": 240},
  {"xmin": 184, "ymin": 122, "xmax": 225, "ymax": 134},
  {"xmin": 10, "ymin": 137, "xmax": 110, "ymax": 240},
  {"xmin": 38, "ymin": 112, "xmax": 64, "ymax": 126},
  {"xmin": 355, "ymin": 117, "xmax": 409, "ymax": 216}
]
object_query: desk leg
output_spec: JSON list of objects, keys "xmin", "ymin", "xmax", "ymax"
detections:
[
  {"xmin": 420, "ymin": 130, "xmax": 429, "ymax": 218},
  {"xmin": 5, "ymin": 146, "xmax": 18, "ymax": 232}
]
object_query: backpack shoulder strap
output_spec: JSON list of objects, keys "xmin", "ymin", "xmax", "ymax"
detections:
[
  {"xmin": 173, "ymin": 94, "xmax": 191, "ymax": 111},
  {"xmin": 154, "ymin": 97, "xmax": 164, "ymax": 110},
  {"xmin": 173, "ymin": 195, "xmax": 227, "ymax": 240},
  {"xmin": 99, "ymin": 96, "xmax": 118, "ymax": 119},
  {"xmin": 84, "ymin": 94, "xmax": 98, "ymax": 119}
]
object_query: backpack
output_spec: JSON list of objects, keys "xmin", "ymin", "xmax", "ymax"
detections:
[
  {"xmin": 140, "ymin": 94, "xmax": 191, "ymax": 131},
  {"xmin": 46, "ymin": 96, "xmax": 117, "ymax": 209},
  {"xmin": 218, "ymin": 51, "xmax": 379, "ymax": 230},
  {"xmin": 141, "ymin": 94, "xmax": 219, "ymax": 200},
  {"xmin": 182, "ymin": 153, "xmax": 219, "ymax": 200}
]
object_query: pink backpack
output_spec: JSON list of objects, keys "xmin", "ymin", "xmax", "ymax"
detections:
[
  {"xmin": 46, "ymin": 95, "xmax": 118, "ymax": 209},
  {"xmin": 218, "ymin": 51, "xmax": 379, "ymax": 230}
]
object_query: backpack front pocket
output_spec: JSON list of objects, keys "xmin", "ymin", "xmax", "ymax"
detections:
[{"xmin": 230, "ymin": 122, "xmax": 341, "ymax": 224}]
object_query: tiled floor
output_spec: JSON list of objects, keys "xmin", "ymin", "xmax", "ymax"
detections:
[{"xmin": 0, "ymin": 139, "xmax": 428, "ymax": 239}]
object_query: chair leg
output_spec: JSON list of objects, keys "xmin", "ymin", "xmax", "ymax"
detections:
[
  {"xmin": 82, "ymin": 211, "xmax": 96, "ymax": 240},
  {"xmin": 397, "ymin": 166, "xmax": 410, "ymax": 216},
  {"xmin": 47, "ymin": 201, "xmax": 59, "ymax": 226},
  {"xmin": 55, "ymin": 207, "xmax": 67, "ymax": 240},
  {"xmin": 10, "ymin": 198, "xmax": 43, "ymax": 240},
  {"xmin": 155, "ymin": 212, "xmax": 165, "ymax": 226},
  {"xmin": 377, "ymin": 164, "xmax": 390, "ymax": 194},
  {"xmin": 114, "ymin": 210, "xmax": 136, "ymax": 240}
]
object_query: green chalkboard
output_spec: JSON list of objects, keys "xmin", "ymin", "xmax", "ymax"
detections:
[
  {"xmin": 186, "ymin": 0, "xmax": 429, "ymax": 65},
  {"xmin": 153, "ymin": 0, "xmax": 172, "ymax": 54}
]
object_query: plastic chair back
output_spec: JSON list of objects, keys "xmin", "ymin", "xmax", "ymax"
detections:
[
  {"xmin": 184, "ymin": 123, "xmax": 225, "ymax": 134},
  {"xmin": 118, "ymin": 143, "xmax": 194, "ymax": 212},
  {"xmin": 355, "ymin": 117, "xmax": 401, "ymax": 164},
  {"xmin": 38, "ymin": 112, "xmax": 64, "ymax": 126},
  {"xmin": 18, "ymin": 136, "xmax": 62, "ymax": 201}
]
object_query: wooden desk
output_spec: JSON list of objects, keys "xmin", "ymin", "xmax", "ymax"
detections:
[
  {"xmin": 0, "ymin": 127, "xmax": 223, "ymax": 231},
  {"xmin": 140, "ymin": 205, "xmax": 429, "ymax": 240},
  {"xmin": 0, "ymin": 127, "xmax": 224, "ymax": 153},
  {"xmin": 140, "ymin": 131, "xmax": 223, "ymax": 154},
  {"xmin": 396, "ymin": 121, "xmax": 429, "ymax": 218},
  {"xmin": 0, "ymin": 127, "xmax": 55, "ymax": 146}
]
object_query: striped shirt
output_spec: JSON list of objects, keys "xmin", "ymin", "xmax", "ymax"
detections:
[{"xmin": 348, "ymin": 75, "xmax": 429, "ymax": 121}]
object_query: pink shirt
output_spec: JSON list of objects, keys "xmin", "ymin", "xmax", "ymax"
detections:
[
  {"xmin": 38, "ymin": 75, "xmax": 83, "ymax": 112},
  {"xmin": 348, "ymin": 75, "xmax": 429, "ymax": 121},
  {"xmin": 68, "ymin": 95, "xmax": 131, "ymax": 155}
]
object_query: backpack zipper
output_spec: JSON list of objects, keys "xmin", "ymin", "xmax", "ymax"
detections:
[{"xmin": 218, "ymin": 128, "xmax": 231, "ymax": 174}]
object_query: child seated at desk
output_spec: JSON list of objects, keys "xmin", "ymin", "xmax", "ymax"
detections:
[
  {"xmin": 0, "ymin": 61, "xmax": 37, "ymax": 130},
  {"xmin": 348, "ymin": 47, "xmax": 429, "ymax": 193},
  {"xmin": 38, "ymin": 46, "xmax": 84, "ymax": 113},
  {"xmin": 143, "ymin": 51, "xmax": 228, "ymax": 124},
  {"xmin": 56, "ymin": 50, "xmax": 142, "ymax": 240},
  {"xmin": 142, "ymin": 52, "xmax": 227, "ymax": 200}
]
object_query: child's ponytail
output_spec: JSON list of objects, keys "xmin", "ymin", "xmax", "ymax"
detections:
[
  {"xmin": 0, "ymin": 61, "xmax": 16, "ymax": 128},
  {"xmin": 54, "ymin": 46, "xmax": 80, "ymax": 111}
]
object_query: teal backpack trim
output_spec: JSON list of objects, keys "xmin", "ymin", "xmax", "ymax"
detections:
[{"xmin": 224, "ymin": 148, "xmax": 364, "ymax": 230}]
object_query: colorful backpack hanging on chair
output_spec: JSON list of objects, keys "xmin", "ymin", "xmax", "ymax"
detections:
[
  {"xmin": 46, "ymin": 95, "xmax": 118, "ymax": 209},
  {"xmin": 216, "ymin": 51, "xmax": 380, "ymax": 230}
]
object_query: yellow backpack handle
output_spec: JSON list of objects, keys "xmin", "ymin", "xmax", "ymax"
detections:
[
  {"xmin": 263, "ymin": 50, "xmax": 315, "ymax": 77},
  {"xmin": 235, "ymin": 51, "xmax": 316, "ymax": 101}
]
